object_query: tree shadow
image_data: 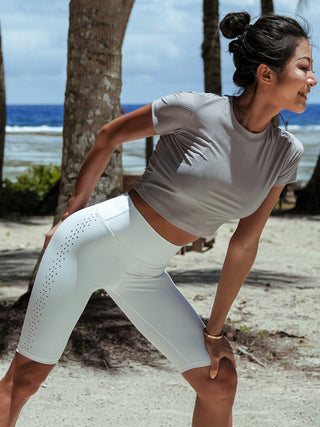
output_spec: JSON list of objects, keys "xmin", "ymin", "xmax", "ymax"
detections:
[
  {"xmin": 170, "ymin": 268, "xmax": 317, "ymax": 289},
  {"xmin": 0, "ymin": 249, "xmax": 40, "ymax": 284},
  {"xmin": 0, "ymin": 249, "xmax": 318, "ymax": 372}
]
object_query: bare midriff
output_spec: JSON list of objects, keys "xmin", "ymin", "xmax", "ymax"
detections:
[{"xmin": 128, "ymin": 189, "xmax": 199, "ymax": 246}]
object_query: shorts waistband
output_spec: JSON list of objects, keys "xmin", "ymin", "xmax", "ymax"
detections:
[{"xmin": 96, "ymin": 194, "xmax": 181, "ymax": 267}]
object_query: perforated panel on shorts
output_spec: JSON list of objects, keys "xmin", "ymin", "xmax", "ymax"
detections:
[{"xmin": 21, "ymin": 210, "xmax": 99, "ymax": 353}]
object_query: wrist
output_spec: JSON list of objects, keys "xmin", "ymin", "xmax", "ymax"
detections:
[
  {"xmin": 203, "ymin": 328, "xmax": 223, "ymax": 339},
  {"xmin": 205, "ymin": 323, "xmax": 223, "ymax": 337}
]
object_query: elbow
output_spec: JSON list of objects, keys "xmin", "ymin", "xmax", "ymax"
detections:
[{"xmin": 97, "ymin": 125, "xmax": 119, "ymax": 151}]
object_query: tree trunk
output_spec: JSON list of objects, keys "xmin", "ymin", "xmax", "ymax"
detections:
[
  {"xmin": 25, "ymin": 0, "xmax": 134, "ymax": 296},
  {"xmin": 202, "ymin": 0, "xmax": 221, "ymax": 94},
  {"xmin": 293, "ymin": 0, "xmax": 320, "ymax": 213},
  {"xmin": 260, "ymin": 1, "xmax": 279, "ymax": 126},
  {"xmin": 261, "ymin": 0, "xmax": 274, "ymax": 14},
  {"xmin": 295, "ymin": 154, "xmax": 320, "ymax": 213},
  {"xmin": 0, "ymin": 25, "xmax": 6, "ymax": 185},
  {"xmin": 55, "ymin": 0, "xmax": 134, "ymax": 223}
]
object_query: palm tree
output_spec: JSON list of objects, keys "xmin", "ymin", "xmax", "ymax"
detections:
[
  {"xmin": 260, "ymin": 1, "xmax": 280, "ymax": 128},
  {"xmin": 55, "ymin": 0, "xmax": 135, "ymax": 222},
  {"xmin": 294, "ymin": 0, "xmax": 320, "ymax": 212},
  {"xmin": 0, "ymin": 24, "xmax": 6, "ymax": 185},
  {"xmin": 261, "ymin": 0, "xmax": 274, "ymax": 14},
  {"xmin": 25, "ymin": 0, "xmax": 135, "ymax": 295},
  {"xmin": 202, "ymin": 0, "xmax": 221, "ymax": 94}
]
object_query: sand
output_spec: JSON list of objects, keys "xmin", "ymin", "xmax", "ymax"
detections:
[{"xmin": 0, "ymin": 213, "xmax": 319, "ymax": 426}]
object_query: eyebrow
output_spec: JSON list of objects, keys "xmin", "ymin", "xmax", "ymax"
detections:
[{"xmin": 297, "ymin": 56, "xmax": 313, "ymax": 63}]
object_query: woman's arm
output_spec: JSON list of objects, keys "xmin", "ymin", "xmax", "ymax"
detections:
[
  {"xmin": 61, "ymin": 104, "xmax": 155, "ymax": 220},
  {"xmin": 206, "ymin": 185, "xmax": 285, "ymax": 336},
  {"xmin": 204, "ymin": 185, "xmax": 285, "ymax": 378},
  {"xmin": 43, "ymin": 104, "xmax": 155, "ymax": 248}
]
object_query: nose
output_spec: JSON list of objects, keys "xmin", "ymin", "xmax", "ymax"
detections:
[{"xmin": 308, "ymin": 70, "xmax": 317, "ymax": 87}]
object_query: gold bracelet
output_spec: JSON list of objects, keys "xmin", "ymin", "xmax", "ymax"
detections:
[{"xmin": 203, "ymin": 328, "xmax": 223, "ymax": 340}]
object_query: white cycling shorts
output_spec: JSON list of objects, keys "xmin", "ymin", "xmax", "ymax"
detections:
[{"xmin": 17, "ymin": 194, "xmax": 211, "ymax": 372}]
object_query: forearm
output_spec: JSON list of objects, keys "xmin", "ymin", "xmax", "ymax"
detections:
[
  {"xmin": 61, "ymin": 129, "xmax": 115, "ymax": 220},
  {"xmin": 206, "ymin": 236, "xmax": 258, "ymax": 335}
]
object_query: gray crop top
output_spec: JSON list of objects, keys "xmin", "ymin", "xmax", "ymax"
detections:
[{"xmin": 133, "ymin": 91, "xmax": 303, "ymax": 237}]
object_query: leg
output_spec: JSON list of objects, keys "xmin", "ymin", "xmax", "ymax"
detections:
[
  {"xmin": 99, "ymin": 196, "xmax": 238, "ymax": 424},
  {"xmin": 1, "ymin": 205, "xmax": 111, "ymax": 426},
  {"xmin": 108, "ymin": 270, "xmax": 237, "ymax": 426},
  {"xmin": 0, "ymin": 353, "xmax": 54, "ymax": 427},
  {"xmin": 183, "ymin": 358, "xmax": 237, "ymax": 427}
]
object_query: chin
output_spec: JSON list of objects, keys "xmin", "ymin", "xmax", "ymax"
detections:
[{"xmin": 287, "ymin": 104, "xmax": 307, "ymax": 114}]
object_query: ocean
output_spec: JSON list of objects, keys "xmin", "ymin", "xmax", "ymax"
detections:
[{"xmin": 3, "ymin": 103, "xmax": 320, "ymax": 184}]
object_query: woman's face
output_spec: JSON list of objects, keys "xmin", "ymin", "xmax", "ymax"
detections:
[{"xmin": 274, "ymin": 38, "xmax": 317, "ymax": 113}]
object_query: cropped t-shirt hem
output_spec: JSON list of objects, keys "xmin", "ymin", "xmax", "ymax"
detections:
[{"xmin": 133, "ymin": 186, "xmax": 208, "ymax": 237}]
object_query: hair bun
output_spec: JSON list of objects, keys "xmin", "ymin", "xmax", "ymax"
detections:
[{"xmin": 220, "ymin": 11, "xmax": 251, "ymax": 39}]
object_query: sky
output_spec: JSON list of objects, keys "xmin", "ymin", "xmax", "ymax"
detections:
[{"xmin": 1, "ymin": 0, "xmax": 320, "ymax": 105}]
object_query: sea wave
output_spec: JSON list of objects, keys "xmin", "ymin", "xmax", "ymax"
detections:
[
  {"xmin": 6, "ymin": 125, "xmax": 63, "ymax": 134},
  {"xmin": 280, "ymin": 124, "xmax": 320, "ymax": 132},
  {"xmin": 6, "ymin": 123, "xmax": 320, "ymax": 135}
]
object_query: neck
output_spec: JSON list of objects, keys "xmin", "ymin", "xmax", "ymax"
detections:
[{"xmin": 234, "ymin": 89, "xmax": 280, "ymax": 133}]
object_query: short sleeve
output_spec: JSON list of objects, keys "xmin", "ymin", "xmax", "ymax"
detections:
[
  {"xmin": 152, "ymin": 91, "xmax": 195, "ymax": 135},
  {"xmin": 273, "ymin": 137, "xmax": 304, "ymax": 187}
]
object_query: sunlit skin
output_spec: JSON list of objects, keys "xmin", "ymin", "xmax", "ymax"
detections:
[
  {"xmin": 273, "ymin": 38, "xmax": 317, "ymax": 113},
  {"xmin": 232, "ymin": 38, "xmax": 317, "ymax": 134}
]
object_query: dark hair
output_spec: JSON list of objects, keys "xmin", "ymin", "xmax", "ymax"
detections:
[{"xmin": 220, "ymin": 12, "xmax": 310, "ymax": 89}]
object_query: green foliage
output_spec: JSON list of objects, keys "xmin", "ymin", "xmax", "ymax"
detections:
[{"xmin": 0, "ymin": 164, "xmax": 61, "ymax": 216}]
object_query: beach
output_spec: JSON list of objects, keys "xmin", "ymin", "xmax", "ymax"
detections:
[{"xmin": 0, "ymin": 213, "xmax": 319, "ymax": 426}]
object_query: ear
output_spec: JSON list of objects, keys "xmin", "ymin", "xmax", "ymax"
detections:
[{"xmin": 256, "ymin": 64, "xmax": 274, "ymax": 86}]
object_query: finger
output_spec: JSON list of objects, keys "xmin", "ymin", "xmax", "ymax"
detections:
[
  {"xmin": 43, "ymin": 235, "xmax": 51, "ymax": 250},
  {"xmin": 225, "ymin": 352, "xmax": 237, "ymax": 369},
  {"xmin": 209, "ymin": 358, "xmax": 220, "ymax": 380}
]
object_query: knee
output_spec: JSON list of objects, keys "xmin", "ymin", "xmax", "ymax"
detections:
[
  {"xmin": 11, "ymin": 356, "xmax": 53, "ymax": 399},
  {"xmin": 185, "ymin": 358, "xmax": 237, "ymax": 408},
  {"xmin": 12, "ymin": 373, "xmax": 42, "ymax": 399},
  {"xmin": 200, "ymin": 358, "xmax": 237, "ymax": 407}
]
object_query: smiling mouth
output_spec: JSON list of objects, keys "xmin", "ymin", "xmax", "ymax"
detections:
[{"xmin": 298, "ymin": 91, "xmax": 308, "ymax": 100}]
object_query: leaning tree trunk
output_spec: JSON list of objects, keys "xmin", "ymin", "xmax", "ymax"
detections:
[
  {"xmin": 24, "ymin": 0, "xmax": 134, "ymax": 296},
  {"xmin": 261, "ymin": 0, "xmax": 274, "ymax": 14},
  {"xmin": 202, "ymin": 0, "xmax": 221, "ymax": 94},
  {"xmin": 293, "ymin": 0, "xmax": 319, "ymax": 212},
  {"xmin": 295, "ymin": 154, "xmax": 320, "ymax": 213},
  {"xmin": 0, "ymin": 24, "xmax": 6, "ymax": 185},
  {"xmin": 55, "ymin": 0, "xmax": 135, "ymax": 222}
]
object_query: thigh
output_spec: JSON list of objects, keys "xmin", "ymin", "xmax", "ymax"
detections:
[
  {"xmin": 108, "ymin": 270, "xmax": 212, "ymax": 373},
  {"xmin": 17, "ymin": 205, "xmax": 112, "ymax": 364}
]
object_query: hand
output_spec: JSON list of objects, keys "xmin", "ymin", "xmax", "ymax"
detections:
[
  {"xmin": 203, "ymin": 330, "xmax": 236, "ymax": 380},
  {"xmin": 43, "ymin": 220, "xmax": 63, "ymax": 251}
]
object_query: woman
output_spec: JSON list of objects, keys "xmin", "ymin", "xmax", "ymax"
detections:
[{"xmin": 0, "ymin": 11, "xmax": 317, "ymax": 427}]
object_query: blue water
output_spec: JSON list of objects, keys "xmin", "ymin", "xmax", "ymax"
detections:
[
  {"xmin": 6, "ymin": 104, "xmax": 320, "ymax": 129},
  {"xmin": 280, "ymin": 105, "xmax": 320, "ymax": 127},
  {"xmin": 3, "ymin": 103, "xmax": 320, "ymax": 183},
  {"xmin": 6, "ymin": 105, "xmax": 64, "ymax": 128},
  {"xmin": 5, "ymin": 104, "xmax": 142, "ymax": 131}
]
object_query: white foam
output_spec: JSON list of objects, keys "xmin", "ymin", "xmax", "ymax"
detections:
[
  {"xmin": 6, "ymin": 125, "xmax": 63, "ymax": 134},
  {"xmin": 280, "ymin": 124, "xmax": 320, "ymax": 132}
]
